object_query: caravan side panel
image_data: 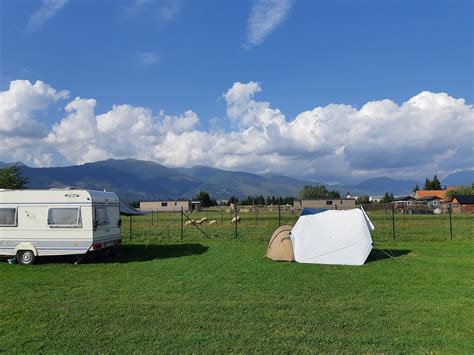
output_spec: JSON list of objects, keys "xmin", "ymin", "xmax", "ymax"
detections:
[{"xmin": 0, "ymin": 203, "xmax": 93, "ymax": 257}]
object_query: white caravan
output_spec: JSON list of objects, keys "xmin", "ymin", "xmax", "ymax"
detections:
[{"xmin": 0, "ymin": 189, "xmax": 122, "ymax": 264}]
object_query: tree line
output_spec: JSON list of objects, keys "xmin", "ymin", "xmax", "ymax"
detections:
[
  {"xmin": 412, "ymin": 175, "xmax": 443, "ymax": 192},
  {"xmin": 193, "ymin": 184, "xmax": 343, "ymax": 207}
]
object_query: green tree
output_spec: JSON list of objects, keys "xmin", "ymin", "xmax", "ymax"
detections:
[
  {"xmin": 424, "ymin": 177, "xmax": 431, "ymax": 190},
  {"xmin": 445, "ymin": 184, "xmax": 474, "ymax": 199},
  {"xmin": 194, "ymin": 190, "xmax": 214, "ymax": 207},
  {"xmin": 381, "ymin": 192, "xmax": 394, "ymax": 203},
  {"xmin": 413, "ymin": 184, "xmax": 420, "ymax": 193},
  {"xmin": 299, "ymin": 185, "xmax": 340, "ymax": 199},
  {"xmin": 424, "ymin": 175, "xmax": 442, "ymax": 190},
  {"xmin": 431, "ymin": 175, "xmax": 442, "ymax": 190},
  {"xmin": 0, "ymin": 165, "xmax": 29, "ymax": 189},
  {"xmin": 356, "ymin": 195, "xmax": 370, "ymax": 205}
]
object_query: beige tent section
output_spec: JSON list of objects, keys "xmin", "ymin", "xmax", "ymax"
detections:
[{"xmin": 266, "ymin": 225, "xmax": 295, "ymax": 262}]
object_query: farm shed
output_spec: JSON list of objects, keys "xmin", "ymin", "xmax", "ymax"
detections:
[
  {"xmin": 450, "ymin": 195, "xmax": 474, "ymax": 213},
  {"xmin": 293, "ymin": 198, "xmax": 356, "ymax": 210},
  {"xmin": 369, "ymin": 196, "xmax": 384, "ymax": 203},
  {"xmin": 140, "ymin": 200, "xmax": 202, "ymax": 212},
  {"xmin": 415, "ymin": 196, "xmax": 442, "ymax": 209},
  {"xmin": 415, "ymin": 190, "xmax": 448, "ymax": 200}
]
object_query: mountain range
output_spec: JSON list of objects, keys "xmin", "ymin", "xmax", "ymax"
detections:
[{"xmin": 0, "ymin": 159, "xmax": 472, "ymax": 201}]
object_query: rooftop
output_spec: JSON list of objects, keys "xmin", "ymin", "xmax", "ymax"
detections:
[
  {"xmin": 415, "ymin": 190, "xmax": 447, "ymax": 199},
  {"xmin": 453, "ymin": 195, "xmax": 474, "ymax": 204}
]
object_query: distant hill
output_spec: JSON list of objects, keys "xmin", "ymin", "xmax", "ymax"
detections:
[
  {"xmin": 3, "ymin": 159, "xmax": 304, "ymax": 201},
  {"xmin": 2, "ymin": 158, "xmax": 472, "ymax": 201},
  {"xmin": 442, "ymin": 170, "xmax": 474, "ymax": 187},
  {"xmin": 260, "ymin": 173, "xmax": 320, "ymax": 188},
  {"xmin": 177, "ymin": 166, "xmax": 301, "ymax": 197},
  {"xmin": 352, "ymin": 177, "xmax": 421, "ymax": 196},
  {"xmin": 0, "ymin": 161, "xmax": 25, "ymax": 168}
]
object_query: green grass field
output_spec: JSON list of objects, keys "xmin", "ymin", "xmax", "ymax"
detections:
[{"xmin": 1, "ymin": 211, "xmax": 473, "ymax": 353}]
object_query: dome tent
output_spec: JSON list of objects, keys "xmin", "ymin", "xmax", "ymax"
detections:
[
  {"xmin": 290, "ymin": 208, "xmax": 374, "ymax": 266},
  {"xmin": 265, "ymin": 225, "xmax": 294, "ymax": 261}
]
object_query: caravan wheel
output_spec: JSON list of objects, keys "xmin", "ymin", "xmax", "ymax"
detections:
[{"xmin": 17, "ymin": 250, "xmax": 36, "ymax": 265}]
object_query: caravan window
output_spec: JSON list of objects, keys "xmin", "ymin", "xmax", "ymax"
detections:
[
  {"xmin": 48, "ymin": 207, "xmax": 81, "ymax": 227},
  {"xmin": 0, "ymin": 208, "xmax": 17, "ymax": 227},
  {"xmin": 94, "ymin": 206, "xmax": 109, "ymax": 225}
]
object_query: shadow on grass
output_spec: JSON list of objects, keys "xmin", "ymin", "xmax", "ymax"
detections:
[
  {"xmin": 35, "ymin": 244, "xmax": 209, "ymax": 265},
  {"xmin": 366, "ymin": 248, "xmax": 411, "ymax": 263}
]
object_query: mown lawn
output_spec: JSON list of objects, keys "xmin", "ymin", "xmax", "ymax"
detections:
[{"xmin": 1, "ymin": 212, "xmax": 473, "ymax": 353}]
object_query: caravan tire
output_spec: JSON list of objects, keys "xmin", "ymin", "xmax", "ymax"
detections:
[{"xmin": 17, "ymin": 250, "xmax": 36, "ymax": 265}]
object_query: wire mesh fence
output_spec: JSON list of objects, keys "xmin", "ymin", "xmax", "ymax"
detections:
[{"xmin": 122, "ymin": 204, "xmax": 474, "ymax": 243}]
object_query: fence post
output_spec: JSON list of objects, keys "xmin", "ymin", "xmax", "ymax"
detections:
[
  {"xmin": 278, "ymin": 204, "xmax": 281, "ymax": 227},
  {"xmin": 220, "ymin": 206, "xmax": 223, "ymax": 225},
  {"xmin": 449, "ymin": 204, "xmax": 453, "ymax": 240},
  {"xmin": 392, "ymin": 205, "xmax": 395, "ymax": 240},
  {"xmin": 235, "ymin": 207, "xmax": 238, "ymax": 239},
  {"xmin": 180, "ymin": 207, "xmax": 183, "ymax": 239},
  {"xmin": 151, "ymin": 210, "xmax": 154, "ymax": 227},
  {"xmin": 255, "ymin": 206, "xmax": 257, "ymax": 227}
]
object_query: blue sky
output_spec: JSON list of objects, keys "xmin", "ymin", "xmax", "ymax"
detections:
[{"xmin": 0, "ymin": 0, "xmax": 473, "ymax": 183}]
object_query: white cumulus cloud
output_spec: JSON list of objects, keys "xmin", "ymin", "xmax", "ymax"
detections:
[
  {"xmin": 0, "ymin": 80, "xmax": 69, "ymax": 137},
  {"xmin": 0, "ymin": 79, "xmax": 472, "ymax": 182}
]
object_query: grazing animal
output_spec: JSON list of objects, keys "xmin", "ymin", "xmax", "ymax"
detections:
[
  {"xmin": 231, "ymin": 216, "xmax": 241, "ymax": 224},
  {"xmin": 184, "ymin": 220, "xmax": 194, "ymax": 226},
  {"xmin": 208, "ymin": 220, "xmax": 217, "ymax": 225},
  {"xmin": 194, "ymin": 219, "xmax": 204, "ymax": 225},
  {"xmin": 199, "ymin": 217, "xmax": 208, "ymax": 223}
]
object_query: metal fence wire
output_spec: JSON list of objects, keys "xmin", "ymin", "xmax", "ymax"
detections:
[{"xmin": 123, "ymin": 204, "xmax": 473, "ymax": 242}]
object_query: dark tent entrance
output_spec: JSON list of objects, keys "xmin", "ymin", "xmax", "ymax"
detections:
[{"xmin": 119, "ymin": 200, "xmax": 145, "ymax": 239}]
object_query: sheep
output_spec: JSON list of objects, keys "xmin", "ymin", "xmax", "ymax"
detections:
[
  {"xmin": 194, "ymin": 219, "xmax": 204, "ymax": 225},
  {"xmin": 230, "ymin": 216, "xmax": 241, "ymax": 224},
  {"xmin": 199, "ymin": 217, "xmax": 208, "ymax": 223},
  {"xmin": 208, "ymin": 220, "xmax": 217, "ymax": 225},
  {"xmin": 184, "ymin": 220, "xmax": 194, "ymax": 226}
]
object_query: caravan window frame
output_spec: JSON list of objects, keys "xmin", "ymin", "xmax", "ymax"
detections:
[
  {"xmin": 47, "ymin": 207, "xmax": 82, "ymax": 228},
  {"xmin": 0, "ymin": 207, "xmax": 18, "ymax": 227},
  {"xmin": 94, "ymin": 205, "xmax": 110, "ymax": 226}
]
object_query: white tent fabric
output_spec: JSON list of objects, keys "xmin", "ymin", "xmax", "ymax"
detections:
[{"xmin": 291, "ymin": 208, "xmax": 374, "ymax": 266}]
